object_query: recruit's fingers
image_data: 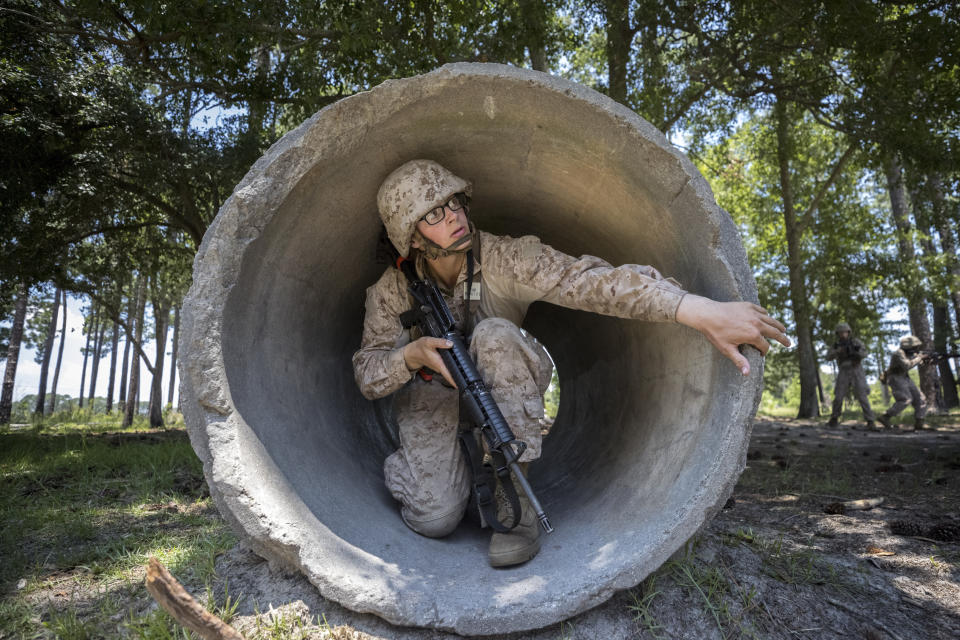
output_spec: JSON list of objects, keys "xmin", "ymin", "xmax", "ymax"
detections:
[
  {"xmin": 725, "ymin": 345, "xmax": 751, "ymax": 376},
  {"xmin": 747, "ymin": 330, "xmax": 771, "ymax": 356},
  {"xmin": 759, "ymin": 312, "xmax": 788, "ymax": 335},
  {"xmin": 432, "ymin": 358, "xmax": 458, "ymax": 389},
  {"xmin": 759, "ymin": 321, "xmax": 791, "ymax": 348},
  {"xmin": 424, "ymin": 339, "xmax": 457, "ymax": 388},
  {"xmin": 424, "ymin": 337, "xmax": 454, "ymax": 350}
]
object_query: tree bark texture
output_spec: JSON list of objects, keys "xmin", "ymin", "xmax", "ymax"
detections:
[
  {"xmin": 123, "ymin": 278, "xmax": 146, "ymax": 428},
  {"xmin": 933, "ymin": 305, "xmax": 959, "ymax": 407},
  {"xmin": 0, "ymin": 283, "xmax": 29, "ymax": 424},
  {"xmin": 107, "ymin": 312, "xmax": 119, "ymax": 412},
  {"xmin": 775, "ymin": 99, "xmax": 819, "ymax": 417},
  {"xmin": 34, "ymin": 287, "xmax": 60, "ymax": 416},
  {"xmin": 48, "ymin": 289, "xmax": 67, "ymax": 414},
  {"xmin": 167, "ymin": 305, "xmax": 179, "ymax": 407},
  {"xmin": 145, "ymin": 557, "xmax": 246, "ymax": 640},
  {"xmin": 118, "ymin": 292, "xmax": 133, "ymax": 414},
  {"xmin": 149, "ymin": 297, "xmax": 169, "ymax": 428},
  {"xmin": 930, "ymin": 174, "xmax": 960, "ymax": 336},
  {"xmin": 88, "ymin": 310, "xmax": 105, "ymax": 407},
  {"xmin": 884, "ymin": 154, "xmax": 941, "ymax": 412},
  {"xmin": 913, "ymin": 179, "xmax": 959, "ymax": 408},
  {"xmin": 78, "ymin": 308, "xmax": 91, "ymax": 409},
  {"xmin": 602, "ymin": 0, "xmax": 633, "ymax": 105}
]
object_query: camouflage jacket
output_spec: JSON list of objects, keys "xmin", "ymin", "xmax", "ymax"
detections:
[
  {"xmin": 826, "ymin": 338, "xmax": 866, "ymax": 367},
  {"xmin": 352, "ymin": 230, "xmax": 688, "ymax": 400},
  {"xmin": 887, "ymin": 348, "xmax": 924, "ymax": 376}
]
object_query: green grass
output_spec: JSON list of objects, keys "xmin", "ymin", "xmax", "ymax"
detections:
[{"xmin": 0, "ymin": 412, "xmax": 236, "ymax": 639}]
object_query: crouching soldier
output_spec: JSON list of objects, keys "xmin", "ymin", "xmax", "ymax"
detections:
[
  {"xmin": 826, "ymin": 323, "xmax": 876, "ymax": 428},
  {"xmin": 352, "ymin": 159, "xmax": 790, "ymax": 567},
  {"xmin": 878, "ymin": 335, "xmax": 927, "ymax": 430}
]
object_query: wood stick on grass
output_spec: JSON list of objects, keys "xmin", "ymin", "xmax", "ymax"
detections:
[{"xmin": 145, "ymin": 557, "xmax": 246, "ymax": 640}]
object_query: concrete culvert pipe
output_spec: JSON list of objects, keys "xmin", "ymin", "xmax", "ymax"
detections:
[{"xmin": 180, "ymin": 63, "xmax": 763, "ymax": 635}]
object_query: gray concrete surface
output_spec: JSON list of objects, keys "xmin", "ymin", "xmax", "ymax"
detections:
[{"xmin": 179, "ymin": 63, "xmax": 763, "ymax": 635}]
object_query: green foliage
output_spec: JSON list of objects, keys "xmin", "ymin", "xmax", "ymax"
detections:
[{"xmin": 544, "ymin": 367, "xmax": 561, "ymax": 420}]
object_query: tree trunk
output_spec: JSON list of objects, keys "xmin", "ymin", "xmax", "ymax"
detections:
[
  {"xmin": 48, "ymin": 289, "xmax": 68, "ymax": 414},
  {"xmin": 0, "ymin": 282, "xmax": 29, "ymax": 424},
  {"xmin": 933, "ymin": 305, "xmax": 959, "ymax": 407},
  {"xmin": 167, "ymin": 305, "xmax": 180, "ymax": 407},
  {"xmin": 78, "ymin": 305, "xmax": 92, "ymax": 409},
  {"xmin": 88, "ymin": 311, "xmax": 105, "ymax": 409},
  {"xmin": 602, "ymin": 0, "xmax": 633, "ymax": 105},
  {"xmin": 775, "ymin": 99, "xmax": 819, "ymax": 417},
  {"xmin": 815, "ymin": 364, "xmax": 826, "ymax": 412},
  {"xmin": 930, "ymin": 175, "xmax": 960, "ymax": 335},
  {"xmin": 520, "ymin": 1, "xmax": 548, "ymax": 71},
  {"xmin": 123, "ymin": 278, "xmax": 146, "ymax": 428},
  {"xmin": 34, "ymin": 287, "xmax": 61, "ymax": 416},
  {"xmin": 118, "ymin": 291, "xmax": 134, "ymax": 414},
  {"xmin": 106, "ymin": 311, "xmax": 119, "ymax": 412},
  {"xmin": 149, "ymin": 298, "xmax": 169, "ymax": 428},
  {"xmin": 913, "ymin": 178, "xmax": 958, "ymax": 408},
  {"xmin": 883, "ymin": 154, "xmax": 941, "ymax": 412}
]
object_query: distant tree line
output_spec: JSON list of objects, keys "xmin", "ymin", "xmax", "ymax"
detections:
[{"xmin": 2, "ymin": 0, "xmax": 959, "ymax": 424}]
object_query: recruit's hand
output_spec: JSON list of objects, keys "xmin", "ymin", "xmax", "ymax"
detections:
[
  {"xmin": 402, "ymin": 337, "xmax": 457, "ymax": 388},
  {"xmin": 675, "ymin": 295, "xmax": 791, "ymax": 376}
]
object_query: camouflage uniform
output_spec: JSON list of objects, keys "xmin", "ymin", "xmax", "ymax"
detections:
[
  {"xmin": 352, "ymin": 230, "xmax": 687, "ymax": 536},
  {"xmin": 882, "ymin": 347, "xmax": 927, "ymax": 422},
  {"xmin": 826, "ymin": 335, "xmax": 875, "ymax": 424}
]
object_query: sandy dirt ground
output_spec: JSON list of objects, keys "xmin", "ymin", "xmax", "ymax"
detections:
[{"xmin": 207, "ymin": 417, "xmax": 960, "ymax": 639}]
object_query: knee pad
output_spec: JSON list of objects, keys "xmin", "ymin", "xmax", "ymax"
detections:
[
  {"xmin": 471, "ymin": 317, "xmax": 523, "ymax": 348},
  {"xmin": 401, "ymin": 504, "xmax": 466, "ymax": 538}
]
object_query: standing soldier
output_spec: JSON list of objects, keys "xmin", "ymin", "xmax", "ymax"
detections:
[
  {"xmin": 878, "ymin": 335, "xmax": 927, "ymax": 430},
  {"xmin": 826, "ymin": 323, "xmax": 876, "ymax": 428}
]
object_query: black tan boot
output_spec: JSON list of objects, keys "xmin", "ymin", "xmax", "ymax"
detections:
[
  {"xmin": 827, "ymin": 416, "xmax": 839, "ymax": 428},
  {"xmin": 488, "ymin": 465, "xmax": 541, "ymax": 568},
  {"xmin": 877, "ymin": 414, "xmax": 891, "ymax": 429},
  {"xmin": 914, "ymin": 417, "xmax": 925, "ymax": 430}
]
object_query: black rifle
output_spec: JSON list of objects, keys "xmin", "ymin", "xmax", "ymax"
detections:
[
  {"xmin": 833, "ymin": 338, "xmax": 862, "ymax": 360},
  {"xmin": 396, "ymin": 258, "xmax": 554, "ymax": 534},
  {"xmin": 920, "ymin": 350, "xmax": 960, "ymax": 362}
]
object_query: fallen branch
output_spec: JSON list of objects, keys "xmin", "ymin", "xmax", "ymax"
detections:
[
  {"xmin": 826, "ymin": 598, "xmax": 905, "ymax": 640},
  {"xmin": 823, "ymin": 497, "xmax": 885, "ymax": 514},
  {"xmin": 145, "ymin": 557, "xmax": 246, "ymax": 640}
]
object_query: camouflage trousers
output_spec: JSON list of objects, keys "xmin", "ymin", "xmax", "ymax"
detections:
[
  {"xmin": 884, "ymin": 373, "xmax": 927, "ymax": 420},
  {"xmin": 383, "ymin": 317, "xmax": 553, "ymax": 538},
  {"xmin": 830, "ymin": 365, "xmax": 875, "ymax": 421}
]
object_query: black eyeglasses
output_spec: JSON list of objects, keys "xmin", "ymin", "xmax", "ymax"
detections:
[{"xmin": 421, "ymin": 193, "xmax": 467, "ymax": 225}]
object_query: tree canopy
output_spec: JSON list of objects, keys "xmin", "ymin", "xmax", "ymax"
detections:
[{"xmin": 2, "ymin": 0, "xmax": 959, "ymax": 419}]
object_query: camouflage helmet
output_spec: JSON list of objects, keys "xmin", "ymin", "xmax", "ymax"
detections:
[
  {"xmin": 377, "ymin": 159, "xmax": 472, "ymax": 258},
  {"xmin": 835, "ymin": 322, "xmax": 851, "ymax": 335},
  {"xmin": 899, "ymin": 335, "xmax": 922, "ymax": 349}
]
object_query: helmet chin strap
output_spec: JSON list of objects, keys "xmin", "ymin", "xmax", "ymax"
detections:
[{"xmin": 413, "ymin": 221, "xmax": 475, "ymax": 260}]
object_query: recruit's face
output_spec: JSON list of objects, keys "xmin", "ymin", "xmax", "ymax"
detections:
[{"xmin": 411, "ymin": 200, "xmax": 471, "ymax": 251}]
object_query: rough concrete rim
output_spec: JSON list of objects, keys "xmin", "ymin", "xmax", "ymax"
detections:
[{"xmin": 179, "ymin": 63, "xmax": 763, "ymax": 635}]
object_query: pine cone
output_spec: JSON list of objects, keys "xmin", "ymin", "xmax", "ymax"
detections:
[
  {"xmin": 927, "ymin": 523, "xmax": 960, "ymax": 542},
  {"xmin": 889, "ymin": 520, "xmax": 925, "ymax": 537}
]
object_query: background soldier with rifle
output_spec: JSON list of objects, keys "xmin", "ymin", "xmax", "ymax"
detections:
[
  {"xmin": 878, "ymin": 335, "xmax": 928, "ymax": 430},
  {"xmin": 353, "ymin": 160, "xmax": 790, "ymax": 567},
  {"xmin": 825, "ymin": 322, "xmax": 876, "ymax": 428}
]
